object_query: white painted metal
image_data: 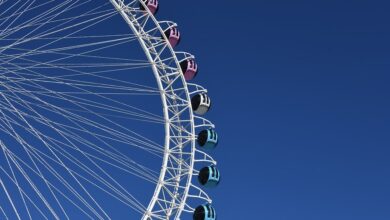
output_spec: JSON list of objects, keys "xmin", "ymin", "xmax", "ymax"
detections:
[
  {"xmin": 0, "ymin": 0, "xmax": 217, "ymax": 218},
  {"xmin": 109, "ymin": 1, "xmax": 216, "ymax": 219}
]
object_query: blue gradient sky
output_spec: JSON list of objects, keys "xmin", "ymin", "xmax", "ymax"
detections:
[
  {"xmin": 1, "ymin": 1, "xmax": 389, "ymax": 219},
  {"xmin": 160, "ymin": 1, "xmax": 390, "ymax": 219}
]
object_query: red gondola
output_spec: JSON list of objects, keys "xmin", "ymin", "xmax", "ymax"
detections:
[
  {"xmin": 164, "ymin": 27, "xmax": 181, "ymax": 48},
  {"xmin": 180, "ymin": 59, "xmax": 198, "ymax": 81},
  {"xmin": 140, "ymin": 0, "xmax": 159, "ymax": 15}
]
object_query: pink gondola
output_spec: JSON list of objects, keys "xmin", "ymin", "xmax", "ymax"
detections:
[
  {"xmin": 180, "ymin": 59, "xmax": 198, "ymax": 81},
  {"xmin": 164, "ymin": 27, "xmax": 181, "ymax": 48},
  {"xmin": 140, "ymin": 0, "xmax": 159, "ymax": 15}
]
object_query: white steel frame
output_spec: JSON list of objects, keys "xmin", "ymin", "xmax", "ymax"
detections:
[{"xmin": 109, "ymin": 0, "xmax": 217, "ymax": 219}]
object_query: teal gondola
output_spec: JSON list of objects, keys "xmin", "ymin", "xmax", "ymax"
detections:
[
  {"xmin": 198, "ymin": 166, "xmax": 220, "ymax": 188},
  {"xmin": 197, "ymin": 129, "xmax": 218, "ymax": 150},
  {"xmin": 193, "ymin": 204, "xmax": 217, "ymax": 220}
]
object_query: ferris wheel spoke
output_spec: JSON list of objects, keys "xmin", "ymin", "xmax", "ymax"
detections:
[
  {"xmin": 0, "ymin": 204, "xmax": 10, "ymax": 220},
  {"xmin": 0, "ymin": 0, "xmax": 107, "ymax": 46},
  {"xmin": 0, "ymin": 118, "xmax": 63, "ymax": 220},
  {"xmin": 0, "ymin": 106, "xmax": 159, "ymax": 186},
  {"xmin": 0, "ymin": 79, "xmax": 163, "ymax": 180},
  {"xmin": 0, "ymin": 0, "xmax": 70, "ymax": 37},
  {"xmin": 0, "ymin": 102, "xmax": 79, "ymax": 220},
  {"xmin": 0, "ymin": 42, "xmax": 159, "ymax": 95},
  {"xmin": 0, "ymin": 162, "xmax": 93, "ymax": 219},
  {"xmin": 0, "ymin": 110, "xmax": 159, "ymax": 188},
  {"xmin": 7, "ymin": 88, "xmax": 164, "ymax": 150},
  {"xmin": 0, "ymin": 80, "xmax": 164, "ymax": 127},
  {"xmin": 0, "ymin": 170, "xmax": 23, "ymax": 220},
  {"xmin": 0, "ymin": 86, "xmax": 164, "ymax": 158},
  {"xmin": 5, "ymin": 35, "xmax": 139, "ymax": 59},
  {"xmin": 0, "ymin": 100, "xmax": 161, "ymax": 180},
  {"xmin": 0, "ymin": 147, "xmax": 106, "ymax": 220},
  {"xmin": 0, "ymin": 0, "xmax": 36, "ymax": 40},
  {"xmin": 0, "ymin": 163, "xmax": 66, "ymax": 220},
  {"xmin": 0, "ymin": 44, "xmax": 149, "ymax": 64},
  {"xmin": 0, "ymin": 35, "xmax": 140, "ymax": 62},
  {"xmin": 0, "ymin": 68, "xmax": 158, "ymax": 95},
  {"xmin": 0, "ymin": 0, "xmax": 24, "ymax": 20},
  {"xmin": 1, "ymin": 94, "xmax": 115, "ymax": 219},
  {"xmin": 1, "ymin": 1, "xmax": 117, "ymax": 59},
  {"xmin": 0, "ymin": 0, "xmax": 57, "ymax": 23},
  {"xmin": 3, "ymin": 74, "xmax": 160, "ymax": 97},
  {"xmin": 0, "ymin": 7, "xmax": 115, "ymax": 41},
  {"xmin": 0, "ymin": 141, "xmax": 33, "ymax": 220},
  {"xmin": 0, "ymin": 63, "xmax": 164, "ymax": 122},
  {"xmin": 0, "ymin": 63, "xmax": 158, "ymax": 95},
  {"xmin": 0, "ymin": 108, "xmax": 153, "ymax": 216},
  {"xmin": 5, "ymin": 136, "xmax": 149, "ymax": 214},
  {"xmin": 0, "ymin": 66, "xmax": 159, "ymax": 93},
  {"xmin": 0, "ymin": 0, "xmax": 83, "ymax": 50},
  {"xmin": 0, "ymin": 0, "xmax": 220, "ymax": 219}
]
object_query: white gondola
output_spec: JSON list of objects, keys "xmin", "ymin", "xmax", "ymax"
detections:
[{"xmin": 191, "ymin": 93, "xmax": 211, "ymax": 115}]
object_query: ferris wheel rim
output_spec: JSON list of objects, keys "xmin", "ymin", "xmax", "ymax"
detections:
[
  {"xmin": 108, "ymin": 1, "xmax": 198, "ymax": 219},
  {"xmin": 0, "ymin": 0, "xmax": 217, "ymax": 219}
]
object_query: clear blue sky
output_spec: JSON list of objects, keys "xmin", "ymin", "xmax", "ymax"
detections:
[
  {"xmin": 1, "ymin": 1, "xmax": 389, "ymax": 219},
  {"xmin": 161, "ymin": 1, "xmax": 390, "ymax": 219}
]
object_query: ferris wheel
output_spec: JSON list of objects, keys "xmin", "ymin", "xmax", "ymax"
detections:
[{"xmin": 0, "ymin": 0, "xmax": 220, "ymax": 219}]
